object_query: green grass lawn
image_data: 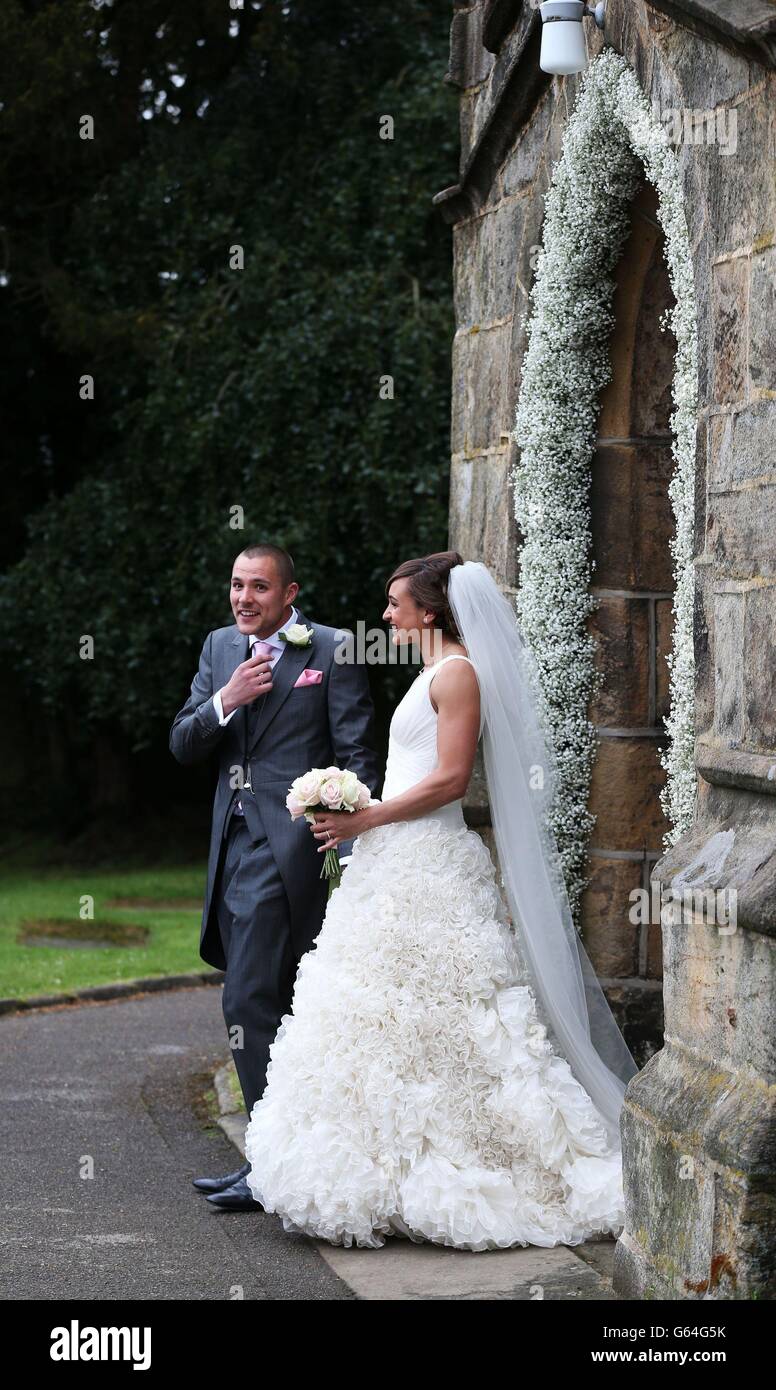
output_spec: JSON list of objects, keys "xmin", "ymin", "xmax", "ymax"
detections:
[{"xmin": 0, "ymin": 862, "xmax": 217, "ymax": 1001}]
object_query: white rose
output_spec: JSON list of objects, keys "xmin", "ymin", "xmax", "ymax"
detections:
[
  {"xmin": 282, "ymin": 624, "xmax": 313, "ymax": 647},
  {"xmin": 291, "ymin": 770, "xmax": 324, "ymax": 806},
  {"xmin": 339, "ymin": 769, "xmax": 360, "ymax": 807}
]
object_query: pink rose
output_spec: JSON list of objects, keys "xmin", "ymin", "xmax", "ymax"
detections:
[{"xmin": 319, "ymin": 778, "xmax": 345, "ymax": 809}]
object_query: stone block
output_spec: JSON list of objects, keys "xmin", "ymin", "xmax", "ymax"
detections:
[
  {"xmin": 579, "ymin": 855, "xmax": 642, "ymax": 976},
  {"xmin": 704, "ymin": 90, "xmax": 776, "ymax": 258},
  {"xmin": 500, "ymin": 88, "xmax": 552, "ymax": 197},
  {"xmin": 589, "ymin": 734, "xmax": 671, "ymax": 850},
  {"xmin": 588, "ymin": 594, "xmax": 652, "ymax": 726},
  {"xmin": 708, "ymin": 401, "xmax": 776, "ymax": 489},
  {"xmin": 706, "ymin": 482, "xmax": 776, "ymax": 577},
  {"xmin": 712, "ymin": 588, "xmax": 745, "ymax": 740},
  {"xmin": 590, "ymin": 441, "xmax": 676, "ymax": 590},
  {"xmin": 614, "ymin": 1043, "xmax": 773, "ymax": 1299},
  {"xmin": 453, "ymin": 196, "xmax": 525, "ymax": 330},
  {"xmin": 711, "ymin": 256, "xmax": 749, "ymax": 404},
  {"xmin": 742, "ymin": 586, "xmax": 776, "ymax": 749},
  {"xmin": 749, "ymin": 245, "xmax": 776, "ymax": 398},
  {"xmin": 449, "ymin": 450, "xmax": 517, "ymax": 580},
  {"xmin": 451, "ymin": 320, "xmax": 512, "ymax": 455}
]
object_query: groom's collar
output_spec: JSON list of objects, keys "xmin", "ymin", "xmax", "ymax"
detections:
[{"xmin": 257, "ymin": 603, "xmax": 299, "ymax": 648}]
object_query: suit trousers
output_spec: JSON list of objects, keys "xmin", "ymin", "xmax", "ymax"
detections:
[{"xmin": 214, "ymin": 799, "xmax": 300, "ymax": 1116}]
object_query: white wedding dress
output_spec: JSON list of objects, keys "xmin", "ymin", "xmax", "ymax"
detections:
[{"xmin": 244, "ymin": 654, "xmax": 626, "ymax": 1252}]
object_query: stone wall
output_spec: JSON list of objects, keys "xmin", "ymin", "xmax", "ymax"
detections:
[{"xmin": 437, "ymin": 0, "xmax": 776, "ymax": 1297}]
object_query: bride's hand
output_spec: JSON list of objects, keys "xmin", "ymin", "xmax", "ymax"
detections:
[{"xmin": 309, "ymin": 807, "xmax": 375, "ymax": 851}]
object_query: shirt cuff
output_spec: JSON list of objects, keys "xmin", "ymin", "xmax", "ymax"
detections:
[{"xmin": 213, "ymin": 689, "xmax": 237, "ymax": 726}]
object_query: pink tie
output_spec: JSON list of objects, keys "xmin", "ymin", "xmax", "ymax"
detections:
[
  {"xmin": 251, "ymin": 639, "xmax": 274, "ymax": 662},
  {"xmin": 236, "ymin": 640, "xmax": 275, "ymax": 815}
]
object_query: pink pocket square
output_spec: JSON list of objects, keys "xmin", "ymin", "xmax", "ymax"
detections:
[{"xmin": 293, "ymin": 667, "xmax": 323, "ymax": 687}]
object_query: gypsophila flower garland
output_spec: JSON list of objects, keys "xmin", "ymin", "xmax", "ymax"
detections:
[{"xmin": 510, "ymin": 48, "xmax": 699, "ymax": 923}]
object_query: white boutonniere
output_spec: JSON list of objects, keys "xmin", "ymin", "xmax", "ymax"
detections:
[{"xmin": 280, "ymin": 623, "xmax": 314, "ymax": 648}]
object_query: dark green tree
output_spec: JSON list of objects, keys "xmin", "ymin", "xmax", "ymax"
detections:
[{"xmin": 0, "ymin": 0, "xmax": 457, "ymax": 831}]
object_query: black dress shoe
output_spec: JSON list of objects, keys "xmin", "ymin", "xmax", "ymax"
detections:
[
  {"xmin": 205, "ymin": 1175, "xmax": 264, "ymax": 1211},
  {"xmin": 192, "ymin": 1160, "xmax": 251, "ymax": 1194}
]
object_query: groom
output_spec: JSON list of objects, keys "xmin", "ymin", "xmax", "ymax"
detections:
[{"xmin": 170, "ymin": 542, "xmax": 380, "ymax": 1209}]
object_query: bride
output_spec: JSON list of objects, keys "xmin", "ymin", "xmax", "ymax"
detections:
[{"xmin": 243, "ymin": 551, "xmax": 640, "ymax": 1251}]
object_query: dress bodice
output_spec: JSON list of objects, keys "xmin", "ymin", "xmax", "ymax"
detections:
[{"xmin": 380, "ymin": 654, "xmax": 478, "ymax": 831}]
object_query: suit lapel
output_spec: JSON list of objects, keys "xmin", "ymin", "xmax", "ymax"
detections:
[
  {"xmin": 228, "ymin": 627, "xmax": 251, "ymax": 754},
  {"xmin": 247, "ymin": 607, "xmax": 316, "ymax": 757}
]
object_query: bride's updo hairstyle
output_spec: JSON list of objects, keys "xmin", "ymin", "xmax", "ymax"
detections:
[{"xmin": 385, "ymin": 551, "xmax": 465, "ymax": 641}]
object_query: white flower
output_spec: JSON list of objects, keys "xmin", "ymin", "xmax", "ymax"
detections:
[
  {"xmin": 339, "ymin": 769, "xmax": 360, "ymax": 804},
  {"xmin": 288, "ymin": 769, "xmax": 325, "ymax": 810},
  {"xmin": 287, "ymin": 765, "xmax": 372, "ymax": 819},
  {"xmin": 280, "ymin": 623, "xmax": 314, "ymax": 647},
  {"xmin": 509, "ymin": 48, "xmax": 698, "ymax": 915}
]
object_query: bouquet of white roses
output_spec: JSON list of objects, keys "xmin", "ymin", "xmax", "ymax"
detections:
[{"xmin": 286, "ymin": 765, "xmax": 372, "ymax": 895}]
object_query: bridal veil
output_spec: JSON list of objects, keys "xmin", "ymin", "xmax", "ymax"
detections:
[{"xmin": 447, "ymin": 560, "xmax": 639, "ymax": 1147}]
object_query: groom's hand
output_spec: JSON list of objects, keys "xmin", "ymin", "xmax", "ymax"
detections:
[{"xmin": 220, "ymin": 654, "xmax": 273, "ymax": 717}]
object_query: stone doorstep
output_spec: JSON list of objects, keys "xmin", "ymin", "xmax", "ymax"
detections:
[{"xmin": 212, "ymin": 1064, "xmax": 622, "ymax": 1301}]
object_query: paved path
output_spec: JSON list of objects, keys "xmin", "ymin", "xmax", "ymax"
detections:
[
  {"xmin": 1, "ymin": 985, "xmax": 352, "ymax": 1300},
  {"xmin": 2, "ymin": 984, "xmax": 620, "ymax": 1301}
]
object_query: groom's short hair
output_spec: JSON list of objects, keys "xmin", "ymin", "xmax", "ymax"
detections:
[{"xmin": 237, "ymin": 542, "xmax": 295, "ymax": 589}]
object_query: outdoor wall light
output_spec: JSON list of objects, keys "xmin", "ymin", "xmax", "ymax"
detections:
[{"xmin": 539, "ymin": 1, "xmax": 606, "ymax": 75}]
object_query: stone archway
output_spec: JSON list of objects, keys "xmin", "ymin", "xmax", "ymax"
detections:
[
  {"xmin": 510, "ymin": 51, "xmax": 699, "ymax": 1067},
  {"xmin": 442, "ymin": 0, "xmax": 774, "ymax": 1306},
  {"xmin": 583, "ymin": 177, "xmax": 678, "ymax": 1059}
]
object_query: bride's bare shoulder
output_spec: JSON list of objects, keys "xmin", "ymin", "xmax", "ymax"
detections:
[{"xmin": 428, "ymin": 649, "xmax": 479, "ymax": 710}]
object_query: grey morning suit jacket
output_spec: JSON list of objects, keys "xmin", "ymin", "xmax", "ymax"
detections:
[{"xmin": 169, "ymin": 608, "xmax": 381, "ymax": 971}]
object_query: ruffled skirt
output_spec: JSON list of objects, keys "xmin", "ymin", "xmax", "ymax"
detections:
[{"xmin": 244, "ymin": 816, "xmax": 625, "ymax": 1252}]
